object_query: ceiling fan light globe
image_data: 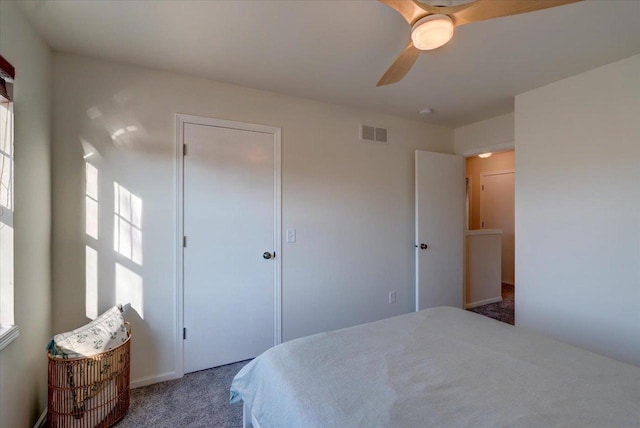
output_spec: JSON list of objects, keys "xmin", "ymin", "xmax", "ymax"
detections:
[{"xmin": 411, "ymin": 14, "xmax": 454, "ymax": 50}]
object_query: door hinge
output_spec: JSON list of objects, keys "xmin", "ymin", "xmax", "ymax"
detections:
[
  {"xmin": 183, "ymin": 236, "xmax": 187, "ymax": 248},
  {"xmin": 183, "ymin": 144, "xmax": 187, "ymax": 156},
  {"xmin": 183, "ymin": 327, "xmax": 187, "ymax": 340}
]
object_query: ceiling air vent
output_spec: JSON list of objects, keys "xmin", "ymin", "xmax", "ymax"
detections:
[{"xmin": 360, "ymin": 124, "xmax": 389, "ymax": 144}]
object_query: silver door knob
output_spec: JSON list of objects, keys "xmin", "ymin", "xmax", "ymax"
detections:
[
  {"xmin": 263, "ymin": 251, "xmax": 274, "ymax": 260},
  {"xmin": 415, "ymin": 243, "xmax": 428, "ymax": 250}
]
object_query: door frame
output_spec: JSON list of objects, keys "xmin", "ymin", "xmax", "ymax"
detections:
[
  {"xmin": 465, "ymin": 175, "xmax": 472, "ymax": 231},
  {"xmin": 174, "ymin": 113, "xmax": 282, "ymax": 378}
]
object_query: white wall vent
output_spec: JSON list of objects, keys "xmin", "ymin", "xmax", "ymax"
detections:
[{"xmin": 360, "ymin": 124, "xmax": 389, "ymax": 144}]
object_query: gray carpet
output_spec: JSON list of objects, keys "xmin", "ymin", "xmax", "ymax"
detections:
[
  {"xmin": 117, "ymin": 290, "xmax": 515, "ymax": 428},
  {"xmin": 116, "ymin": 360, "xmax": 249, "ymax": 428},
  {"xmin": 467, "ymin": 283, "xmax": 515, "ymax": 325}
]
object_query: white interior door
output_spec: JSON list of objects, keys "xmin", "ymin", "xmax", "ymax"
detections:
[
  {"xmin": 480, "ymin": 171, "xmax": 515, "ymax": 284},
  {"xmin": 415, "ymin": 151, "xmax": 464, "ymax": 311},
  {"xmin": 183, "ymin": 120, "xmax": 280, "ymax": 373}
]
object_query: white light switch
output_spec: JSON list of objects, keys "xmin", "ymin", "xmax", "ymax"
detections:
[
  {"xmin": 389, "ymin": 291, "xmax": 396, "ymax": 304},
  {"xmin": 286, "ymin": 229, "xmax": 296, "ymax": 243}
]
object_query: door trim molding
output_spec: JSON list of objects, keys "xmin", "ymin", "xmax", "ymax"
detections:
[
  {"xmin": 175, "ymin": 114, "xmax": 282, "ymax": 378},
  {"xmin": 480, "ymin": 168, "xmax": 515, "ymax": 178}
]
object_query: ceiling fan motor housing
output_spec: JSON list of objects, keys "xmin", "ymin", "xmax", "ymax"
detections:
[{"xmin": 411, "ymin": 14, "xmax": 455, "ymax": 51}]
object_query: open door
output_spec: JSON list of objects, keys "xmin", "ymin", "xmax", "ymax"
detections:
[{"xmin": 415, "ymin": 151, "xmax": 464, "ymax": 311}]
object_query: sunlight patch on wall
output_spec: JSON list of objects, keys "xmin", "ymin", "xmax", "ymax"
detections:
[
  {"xmin": 115, "ymin": 262, "xmax": 143, "ymax": 319},
  {"xmin": 110, "ymin": 126, "xmax": 138, "ymax": 141},
  {"xmin": 85, "ymin": 162, "xmax": 99, "ymax": 239},
  {"xmin": 85, "ymin": 246, "xmax": 98, "ymax": 320},
  {"xmin": 113, "ymin": 183, "xmax": 143, "ymax": 265},
  {"xmin": 80, "ymin": 138, "xmax": 100, "ymax": 161},
  {"xmin": 86, "ymin": 106, "xmax": 102, "ymax": 120}
]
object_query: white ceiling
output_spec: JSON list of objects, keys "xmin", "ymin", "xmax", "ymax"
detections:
[{"xmin": 16, "ymin": 0, "xmax": 640, "ymax": 127}]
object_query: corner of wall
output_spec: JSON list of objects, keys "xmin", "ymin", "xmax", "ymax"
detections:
[{"xmin": 0, "ymin": 1, "xmax": 53, "ymax": 427}]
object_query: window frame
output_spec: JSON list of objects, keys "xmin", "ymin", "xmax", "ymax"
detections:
[{"xmin": 0, "ymin": 54, "xmax": 17, "ymax": 351}]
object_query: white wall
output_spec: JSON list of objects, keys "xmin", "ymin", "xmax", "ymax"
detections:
[
  {"xmin": 465, "ymin": 231, "xmax": 502, "ymax": 308},
  {"xmin": 515, "ymin": 54, "xmax": 640, "ymax": 366},
  {"xmin": 51, "ymin": 53, "xmax": 454, "ymax": 385},
  {"xmin": 454, "ymin": 112, "xmax": 514, "ymax": 156},
  {"xmin": 0, "ymin": 2, "xmax": 52, "ymax": 426}
]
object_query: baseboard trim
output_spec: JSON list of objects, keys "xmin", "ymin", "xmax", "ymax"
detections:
[
  {"xmin": 131, "ymin": 371, "xmax": 180, "ymax": 389},
  {"xmin": 465, "ymin": 296, "xmax": 503, "ymax": 309},
  {"xmin": 33, "ymin": 408, "xmax": 47, "ymax": 428},
  {"xmin": 34, "ymin": 373, "xmax": 178, "ymax": 426}
]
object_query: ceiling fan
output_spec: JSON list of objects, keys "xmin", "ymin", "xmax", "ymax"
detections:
[{"xmin": 377, "ymin": 0, "xmax": 582, "ymax": 86}]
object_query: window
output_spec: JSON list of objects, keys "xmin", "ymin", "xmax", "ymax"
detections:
[{"xmin": 0, "ymin": 54, "xmax": 17, "ymax": 351}]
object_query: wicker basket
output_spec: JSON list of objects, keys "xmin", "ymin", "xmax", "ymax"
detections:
[{"xmin": 47, "ymin": 324, "xmax": 131, "ymax": 428}]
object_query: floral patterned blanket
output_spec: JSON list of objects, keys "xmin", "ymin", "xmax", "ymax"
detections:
[
  {"xmin": 46, "ymin": 306, "xmax": 130, "ymax": 423},
  {"xmin": 47, "ymin": 305, "xmax": 128, "ymax": 358}
]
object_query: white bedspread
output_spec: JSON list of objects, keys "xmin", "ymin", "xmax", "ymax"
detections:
[{"xmin": 230, "ymin": 307, "xmax": 640, "ymax": 428}]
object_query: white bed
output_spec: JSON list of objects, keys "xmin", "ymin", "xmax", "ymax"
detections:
[{"xmin": 230, "ymin": 307, "xmax": 639, "ymax": 428}]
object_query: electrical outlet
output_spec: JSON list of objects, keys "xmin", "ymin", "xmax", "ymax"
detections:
[{"xmin": 388, "ymin": 291, "xmax": 396, "ymax": 304}]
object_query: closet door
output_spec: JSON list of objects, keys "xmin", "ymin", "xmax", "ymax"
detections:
[{"xmin": 183, "ymin": 120, "xmax": 280, "ymax": 373}]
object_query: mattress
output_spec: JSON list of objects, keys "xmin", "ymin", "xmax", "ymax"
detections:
[{"xmin": 230, "ymin": 307, "xmax": 640, "ymax": 428}]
